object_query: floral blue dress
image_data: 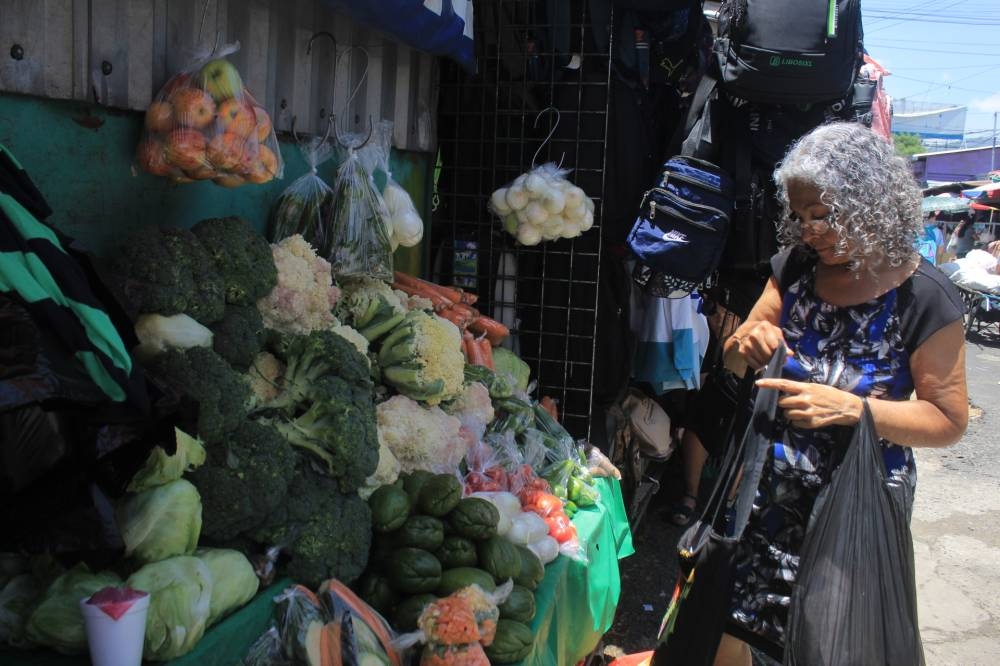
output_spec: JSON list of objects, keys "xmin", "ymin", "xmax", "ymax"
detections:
[{"xmin": 727, "ymin": 248, "xmax": 963, "ymax": 651}]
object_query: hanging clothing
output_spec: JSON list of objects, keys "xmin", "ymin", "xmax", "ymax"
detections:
[{"xmin": 629, "ymin": 287, "xmax": 709, "ymax": 393}]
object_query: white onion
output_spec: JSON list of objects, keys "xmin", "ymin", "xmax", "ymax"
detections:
[
  {"xmin": 564, "ymin": 186, "xmax": 585, "ymax": 209},
  {"xmin": 502, "ymin": 214, "xmax": 519, "ymax": 235},
  {"xmin": 528, "ymin": 535, "xmax": 560, "ymax": 564},
  {"xmin": 524, "ymin": 201, "xmax": 548, "ymax": 226},
  {"xmin": 506, "ymin": 186, "xmax": 529, "ymax": 211},
  {"xmin": 525, "ymin": 173, "xmax": 548, "ymax": 196},
  {"xmin": 491, "ymin": 188, "xmax": 512, "ymax": 215},
  {"xmin": 580, "ymin": 210, "xmax": 594, "ymax": 231},
  {"xmin": 516, "ymin": 224, "xmax": 542, "ymax": 246},
  {"xmin": 542, "ymin": 189, "xmax": 566, "ymax": 215}
]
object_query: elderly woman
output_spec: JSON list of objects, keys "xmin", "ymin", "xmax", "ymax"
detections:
[{"xmin": 714, "ymin": 122, "xmax": 968, "ymax": 665}]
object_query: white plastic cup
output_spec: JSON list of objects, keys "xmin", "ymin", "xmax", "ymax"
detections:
[{"xmin": 79, "ymin": 593, "xmax": 150, "ymax": 666}]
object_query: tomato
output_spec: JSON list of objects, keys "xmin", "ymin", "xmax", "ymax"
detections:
[
  {"xmin": 533, "ymin": 492, "xmax": 564, "ymax": 516},
  {"xmin": 484, "ymin": 465, "xmax": 509, "ymax": 489},
  {"xmin": 546, "ymin": 514, "xmax": 576, "ymax": 543}
]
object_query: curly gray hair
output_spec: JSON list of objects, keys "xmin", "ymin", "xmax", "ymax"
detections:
[{"xmin": 773, "ymin": 121, "xmax": 922, "ymax": 271}]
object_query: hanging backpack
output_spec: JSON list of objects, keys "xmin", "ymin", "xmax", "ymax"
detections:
[
  {"xmin": 627, "ymin": 156, "xmax": 735, "ymax": 298},
  {"xmin": 715, "ymin": 0, "xmax": 863, "ymax": 105}
]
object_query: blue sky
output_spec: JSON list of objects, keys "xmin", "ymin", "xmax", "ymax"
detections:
[{"xmin": 862, "ymin": 0, "xmax": 1000, "ymax": 144}]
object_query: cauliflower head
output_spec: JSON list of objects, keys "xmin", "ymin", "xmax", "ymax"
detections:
[
  {"xmin": 376, "ymin": 394, "xmax": 468, "ymax": 473},
  {"xmin": 257, "ymin": 235, "xmax": 341, "ymax": 336}
]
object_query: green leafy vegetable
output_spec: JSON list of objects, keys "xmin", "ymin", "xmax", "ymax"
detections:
[
  {"xmin": 128, "ymin": 428, "xmax": 207, "ymax": 493},
  {"xmin": 25, "ymin": 564, "xmax": 121, "ymax": 655},
  {"xmin": 118, "ymin": 479, "xmax": 202, "ymax": 564},
  {"xmin": 126, "ymin": 556, "xmax": 213, "ymax": 661}
]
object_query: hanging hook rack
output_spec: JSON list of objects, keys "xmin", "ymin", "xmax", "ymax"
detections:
[
  {"xmin": 290, "ymin": 114, "xmax": 334, "ymax": 145},
  {"xmin": 306, "ymin": 31, "xmax": 336, "ymax": 55},
  {"xmin": 333, "ymin": 113, "xmax": 375, "ymax": 150},
  {"xmin": 531, "ymin": 106, "xmax": 565, "ymax": 169}
]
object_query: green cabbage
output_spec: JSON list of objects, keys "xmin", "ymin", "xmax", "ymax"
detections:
[
  {"xmin": 193, "ymin": 548, "xmax": 259, "ymax": 626},
  {"xmin": 118, "ymin": 479, "xmax": 202, "ymax": 564},
  {"xmin": 24, "ymin": 564, "xmax": 122, "ymax": 654},
  {"xmin": 126, "ymin": 556, "xmax": 213, "ymax": 661},
  {"xmin": 492, "ymin": 348, "xmax": 531, "ymax": 394},
  {"xmin": 0, "ymin": 574, "xmax": 41, "ymax": 647},
  {"xmin": 127, "ymin": 428, "xmax": 207, "ymax": 492}
]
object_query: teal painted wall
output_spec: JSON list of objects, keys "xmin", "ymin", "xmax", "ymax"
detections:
[{"xmin": 0, "ymin": 93, "xmax": 429, "ymax": 274}]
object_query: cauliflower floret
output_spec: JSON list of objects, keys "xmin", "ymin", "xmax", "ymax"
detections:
[
  {"xmin": 376, "ymin": 394, "xmax": 468, "ymax": 473},
  {"xmin": 246, "ymin": 351, "xmax": 284, "ymax": 407},
  {"xmin": 443, "ymin": 382, "xmax": 495, "ymax": 442},
  {"xmin": 330, "ymin": 323, "xmax": 370, "ymax": 359},
  {"xmin": 257, "ymin": 235, "xmax": 341, "ymax": 336},
  {"xmin": 358, "ymin": 437, "xmax": 402, "ymax": 500}
]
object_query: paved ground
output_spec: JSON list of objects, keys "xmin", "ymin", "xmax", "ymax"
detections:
[{"xmin": 603, "ymin": 326, "xmax": 1000, "ymax": 665}]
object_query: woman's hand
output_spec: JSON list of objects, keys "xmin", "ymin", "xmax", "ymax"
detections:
[
  {"xmin": 727, "ymin": 320, "xmax": 789, "ymax": 370},
  {"xmin": 755, "ymin": 378, "xmax": 864, "ymax": 429}
]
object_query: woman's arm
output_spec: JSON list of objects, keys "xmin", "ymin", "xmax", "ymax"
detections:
[
  {"xmin": 756, "ymin": 320, "xmax": 968, "ymax": 448},
  {"xmin": 722, "ymin": 276, "xmax": 786, "ymax": 374}
]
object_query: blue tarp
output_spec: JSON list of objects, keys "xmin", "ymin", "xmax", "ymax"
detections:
[{"xmin": 321, "ymin": 0, "xmax": 476, "ymax": 73}]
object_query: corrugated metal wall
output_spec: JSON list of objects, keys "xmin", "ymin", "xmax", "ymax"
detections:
[{"xmin": 0, "ymin": 0, "xmax": 437, "ymax": 151}]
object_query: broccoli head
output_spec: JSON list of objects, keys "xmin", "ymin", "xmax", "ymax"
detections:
[
  {"xmin": 144, "ymin": 346, "xmax": 252, "ymax": 443},
  {"xmin": 188, "ymin": 421, "xmax": 295, "ymax": 542},
  {"xmin": 253, "ymin": 462, "xmax": 372, "ymax": 588},
  {"xmin": 258, "ymin": 375, "xmax": 378, "ymax": 493},
  {"xmin": 112, "ymin": 225, "xmax": 225, "ymax": 324},
  {"xmin": 266, "ymin": 329, "xmax": 373, "ymax": 413},
  {"xmin": 210, "ymin": 304, "xmax": 265, "ymax": 369},
  {"xmin": 191, "ymin": 216, "xmax": 278, "ymax": 306}
]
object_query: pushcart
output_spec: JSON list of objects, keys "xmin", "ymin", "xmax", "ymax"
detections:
[{"xmin": 957, "ymin": 284, "xmax": 1000, "ymax": 337}]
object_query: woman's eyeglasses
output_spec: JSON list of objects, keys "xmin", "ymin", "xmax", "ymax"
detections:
[{"xmin": 788, "ymin": 212, "xmax": 836, "ymax": 236}]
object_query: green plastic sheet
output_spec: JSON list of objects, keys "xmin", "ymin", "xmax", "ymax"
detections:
[{"xmin": 515, "ymin": 476, "xmax": 634, "ymax": 666}]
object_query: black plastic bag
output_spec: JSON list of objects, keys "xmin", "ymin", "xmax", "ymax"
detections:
[
  {"xmin": 652, "ymin": 346, "xmax": 783, "ymax": 666},
  {"xmin": 784, "ymin": 400, "xmax": 925, "ymax": 666}
]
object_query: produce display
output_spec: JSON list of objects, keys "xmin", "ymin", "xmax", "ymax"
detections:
[
  {"xmin": 0, "ymin": 212, "xmax": 625, "ymax": 665},
  {"xmin": 135, "ymin": 46, "xmax": 283, "ymax": 187},
  {"xmin": 488, "ymin": 163, "xmax": 595, "ymax": 245}
]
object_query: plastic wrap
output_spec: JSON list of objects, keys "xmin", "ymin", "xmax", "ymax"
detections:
[
  {"xmin": 328, "ymin": 138, "xmax": 394, "ymax": 280},
  {"xmin": 270, "ymin": 135, "xmax": 337, "ymax": 255}
]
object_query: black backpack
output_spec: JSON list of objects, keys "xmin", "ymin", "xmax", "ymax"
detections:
[{"xmin": 715, "ymin": 0, "xmax": 864, "ymax": 105}]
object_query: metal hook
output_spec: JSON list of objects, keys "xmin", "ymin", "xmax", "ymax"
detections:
[
  {"xmin": 334, "ymin": 114, "xmax": 374, "ymax": 151},
  {"xmin": 531, "ymin": 106, "xmax": 565, "ymax": 168},
  {"xmin": 306, "ymin": 31, "xmax": 336, "ymax": 56},
  {"xmin": 290, "ymin": 114, "xmax": 334, "ymax": 144}
]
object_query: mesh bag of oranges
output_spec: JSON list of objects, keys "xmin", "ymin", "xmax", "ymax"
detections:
[{"xmin": 135, "ymin": 42, "xmax": 283, "ymax": 187}]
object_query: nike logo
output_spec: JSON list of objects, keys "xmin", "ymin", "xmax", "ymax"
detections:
[{"xmin": 662, "ymin": 230, "xmax": 689, "ymax": 244}]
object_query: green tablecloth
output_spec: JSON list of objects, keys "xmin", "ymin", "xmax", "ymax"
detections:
[
  {"xmin": 0, "ymin": 578, "xmax": 290, "ymax": 666},
  {"xmin": 0, "ymin": 478, "xmax": 633, "ymax": 666},
  {"xmin": 516, "ymin": 476, "xmax": 634, "ymax": 666}
]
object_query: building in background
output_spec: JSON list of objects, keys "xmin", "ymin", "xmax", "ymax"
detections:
[{"xmin": 912, "ymin": 146, "xmax": 1000, "ymax": 186}]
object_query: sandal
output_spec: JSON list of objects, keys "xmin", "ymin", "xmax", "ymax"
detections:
[{"xmin": 666, "ymin": 493, "xmax": 698, "ymax": 527}]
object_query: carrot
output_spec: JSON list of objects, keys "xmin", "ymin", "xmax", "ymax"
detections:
[
  {"xmin": 465, "ymin": 333, "xmax": 488, "ymax": 367},
  {"xmin": 320, "ymin": 580, "xmax": 402, "ymax": 666},
  {"xmin": 457, "ymin": 289, "xmax": 478, "ymax": 305},
  {"xmin": 468, "ymin": 315, "xmax": 509, "ymax": 346},
  {"xmin": 440, "ymin": 307, "xmax": 473, "ymax": 330},
  {"xmin": 462, "ymin": 331, "xmax": 476, "ymax": 363},
  {"xmin": 393, "ymin": 271, "xmax": 465, "ymax": 304},
  {"xmin": 540, "ymin": 396, "xmax": 559, "ymax": 423},
  {"xmin": 476, "ymin": 336, "xmax": 495, "ymax": 370},
  {"xmin": 448, "ymin": 301, "xmax": 481, "ymax": 320}
]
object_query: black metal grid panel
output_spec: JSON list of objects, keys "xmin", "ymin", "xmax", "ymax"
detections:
[{"xmin": 433, "ymin": 0, "xmax": 614, "ymax": 439}]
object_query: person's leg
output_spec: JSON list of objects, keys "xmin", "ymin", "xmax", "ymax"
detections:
[
  {"xmin": 668, "ymin": 429, "xmax": 709, "ymax": 525},
  {"xmin": 713, "ymin": 634, "xmax": 751, "ymax": 666}
]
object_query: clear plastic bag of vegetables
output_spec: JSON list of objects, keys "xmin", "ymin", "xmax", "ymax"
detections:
[
  {"xmin": 328, "ymin": 135, "xmax": 394, "ymax": 280},
  {"xmin": 269, "ymin": 132, "xmax": 337, "ymax": 254},
  {"xmin": 135, "ymin": 41, "xmax": 282, "ymax": 187},
  {"xmin": 488, "ymin": 163, "xmax": 595, "ymax": 245},
  {"xmin": 359, "ymin": 120, "xmax": 425, "ymax": 250}
]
